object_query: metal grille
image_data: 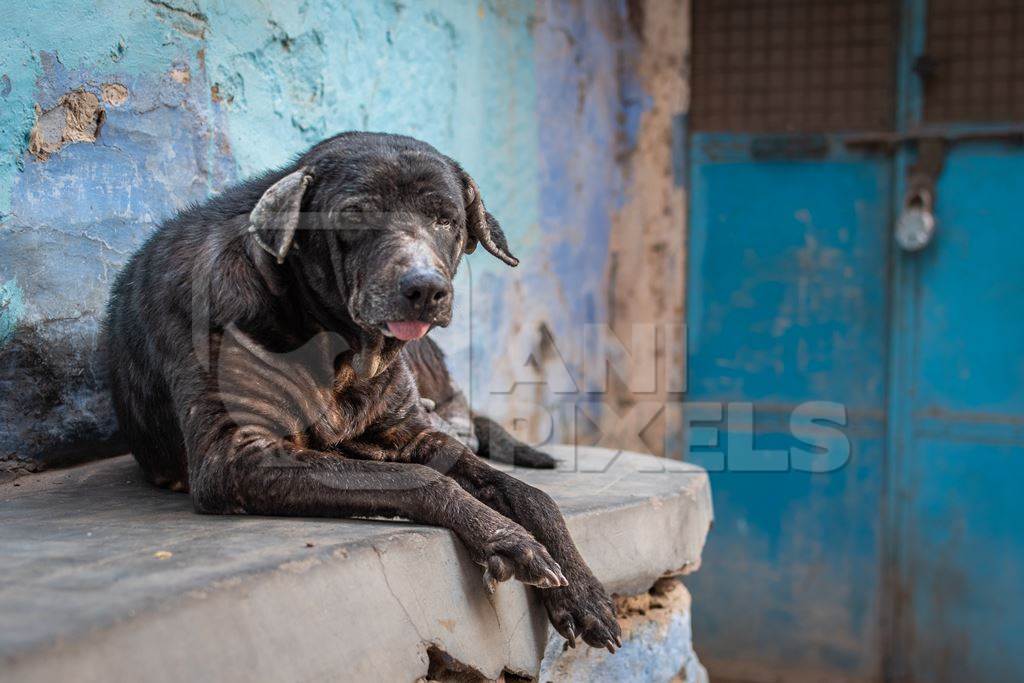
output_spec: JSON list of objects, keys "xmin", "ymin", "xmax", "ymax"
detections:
[
  {"xmin": 691, "ymin": 0, "xmax": 898, "ymax": 132},
  {"xmin": 923, "ymin": 0, "xmax": 1024, "ymax": 123}
]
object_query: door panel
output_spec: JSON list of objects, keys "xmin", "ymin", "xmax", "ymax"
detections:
[
  {"xmin": 688, "ymin": 143, "xmax": 892, "ymax": 407},
  {"xmin": 900, "ymin": 439, "xmax": 1024, "ymax": 682},
  {"xmin": 914, "ymin": 146, "xmax": 1024, "ymax": 416},
  {"xmin": 893, "ymin": 143, "xmax": 1024, "ymax": 682},
  {"xmin": 686, "ymin": 134, "xmax": 892, "ymax": 681}
]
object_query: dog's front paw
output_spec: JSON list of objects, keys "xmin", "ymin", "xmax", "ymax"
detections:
[
  {"xmin": 542, "ymin": 575, "xmax": 622, "ymax": 653},
  {"xmin": 477, "ymin": 525, "xmax": 569, "ymax": 593}
]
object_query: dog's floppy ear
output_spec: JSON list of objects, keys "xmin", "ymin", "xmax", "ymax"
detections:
[
  {"xmin": 460, "ymin": 172, "xmax": 519, "ymax": 267},
  {"xmin": 248, "ymin": 167, "xmax": 313, "ymax": 264}
]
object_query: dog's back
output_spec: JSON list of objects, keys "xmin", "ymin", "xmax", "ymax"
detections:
[
  {"xmin": 103, "ymin": 234, "xmax": 189, "ymax": 490},
  {"xmin": 102, "ymin": 175, "xmax": 276, "ymax": 490}
]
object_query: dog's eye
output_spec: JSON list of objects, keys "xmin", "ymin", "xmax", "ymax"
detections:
[{"xmin": 435, "ymin": 217, "xmax": 453, "ymax": 229}]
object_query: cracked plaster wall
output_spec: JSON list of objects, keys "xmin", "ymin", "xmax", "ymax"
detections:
[{"xmin": 0, "ymin": 0, "xmax": 687, "ymax": 475}]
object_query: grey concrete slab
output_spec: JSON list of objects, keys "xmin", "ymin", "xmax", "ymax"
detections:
[{"xmin": 0, "ymin": 446, "xmax": 712, "ymax": 682}]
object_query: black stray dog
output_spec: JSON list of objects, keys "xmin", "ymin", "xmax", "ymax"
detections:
[{"xmin": 103, "ymin": 132, "xmax": 621, "ymax": 652}]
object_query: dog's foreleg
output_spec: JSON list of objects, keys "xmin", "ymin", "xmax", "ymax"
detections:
[
  {"xmin": 186, "ymin": 431, "xmax": 567, "ymax": 591},
  {"xmin": 408, "ymin": 432, "xmax": 622, "ymax": 652}
]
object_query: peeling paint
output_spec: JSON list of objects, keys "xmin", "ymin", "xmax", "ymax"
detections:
[
  {"xmin": 614, "ymin": 577, "xmax": 691, "ymax": 639},
  {"xmin": 28, "ymin": 90, "xmax": 105, "ymax": 160},
  {"xmin": 463, "ymin": 0, "xmax": 653, "ymax": 450},
  {"xmin": 2, "ymin": 2, "xmax": 237, "ymax": 470},
  {"xmin": 604, "ymin": 0, "xmax": 689, "ymax": 457},
  {"xmin": 169, "ymin": 66, "xmax": 191, "ymax": 83},
  {"xmin": 101, "ymin": 83, "xmax": 129, "ymax": 106},
  {"xmin": 147, "ymin": 0, "xmax": 208, "ymax": 40}
]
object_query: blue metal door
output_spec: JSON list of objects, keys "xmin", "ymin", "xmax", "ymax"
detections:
[
  {"xmin": 889, "ymin": 140, "xmax": 1024, "ymax": 683},
  {"xmin": 685, "ymin": 1, "xmax": 1024, "ymax": 681},
  {"xmin": 686, "ymin": 135, "xmax": 892, "ymax": 681},
  {"xmin": 887, "ymin": 3, "xmax": 1024, "ymax": 680},
  {"xmin": 684, "ymin": 2, "xmax": 899, "ymax": 678}
]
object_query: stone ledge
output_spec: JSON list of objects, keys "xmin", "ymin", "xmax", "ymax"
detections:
[
  {"xmin": 541, "ymin": 578, "xmax": 708, "ymax": 683},
  {"xmin": 0, "ymin": 446, "xmax": 712, "ymax": 682}
]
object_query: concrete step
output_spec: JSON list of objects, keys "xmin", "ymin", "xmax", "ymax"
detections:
[{"xmin": 0, "ymin": 446, "xmax": 712, "ymax": 682}]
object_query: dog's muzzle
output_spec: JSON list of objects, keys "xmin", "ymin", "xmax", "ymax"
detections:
[
  {"xmin": 382, "ymin": 267, "xmax": 452, "ymax": 340},
  {"xmin": 400, "ymin": 267, "xmax": 451, "ymax": 313}
]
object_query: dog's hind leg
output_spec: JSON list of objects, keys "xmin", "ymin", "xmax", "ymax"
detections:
[
  {"xmin": 404, "ymin": 336, "xmax": 556, "ymax": 468},
  {"xmin": 405, "ymin": 337, "xmax": 477, "ymax": 449},
  {"xmin": 472, "ymin": 414, "xmax": 557, "ymax": 469},
  {"xmin": 430, "ymin": 389, "xmax": 478, "ymax": 451}
]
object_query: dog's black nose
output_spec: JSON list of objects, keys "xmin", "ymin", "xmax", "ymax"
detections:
[{"xmin": 399, "ymin": 268, "xmax": 451, "ymax": 311}]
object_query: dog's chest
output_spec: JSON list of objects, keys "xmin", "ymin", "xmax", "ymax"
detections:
[
  {"xmin": 301, "ymin": 360, "xmax": 404, "ymax": 449},
  {"xmin": 216, "ymin": 328, "xmax": 404, "ymax": 449}
]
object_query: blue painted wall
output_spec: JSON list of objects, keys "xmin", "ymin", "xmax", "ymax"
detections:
[{"xmin": 0, "ymin": 0, "xmax": 671, "ymax": 475}]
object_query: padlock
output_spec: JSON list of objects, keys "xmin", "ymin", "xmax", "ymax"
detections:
[{"xmin": 896, "ymin": 187, "xmax": 936, "ymax": 252}]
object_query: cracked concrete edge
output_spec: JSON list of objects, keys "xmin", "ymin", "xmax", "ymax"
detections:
[
  {"xmin": 0, "ymin": 451, "xmax": 712, "ymax": 682},
  {"xmin": 1, "ymin": 529, "xmax": 542, "ymax": 683},
  {"xmin": 562, "ymin": 487, "xmax": 712, "ymax": 597}
]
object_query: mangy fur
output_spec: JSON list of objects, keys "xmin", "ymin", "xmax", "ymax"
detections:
[{"xmin": 102, "ymin": 132, "xmax": 621, "ymax": 651}]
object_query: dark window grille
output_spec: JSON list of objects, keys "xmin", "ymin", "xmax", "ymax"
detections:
[
  {"xmin": 691, "ymin": 0, "xmax": 898, "ymax": 133},
  {"xmin": 923, "ymin": 0, "xmax": 1024, "ymax": 124}
]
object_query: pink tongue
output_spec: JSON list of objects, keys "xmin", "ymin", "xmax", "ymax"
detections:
[{"xmin": 386, "ymin": 321, "xmax": 431, "ymax": 341}]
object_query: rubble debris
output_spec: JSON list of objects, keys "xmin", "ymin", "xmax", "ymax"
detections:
[{"xmin": 420, "ymin": 645, "xmax": 531, "ymax": 683}]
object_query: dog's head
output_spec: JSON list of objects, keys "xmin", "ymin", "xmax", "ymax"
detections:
[{"xmin": 247, "ymin": 133, "xmax": 517, "ymax": 341}]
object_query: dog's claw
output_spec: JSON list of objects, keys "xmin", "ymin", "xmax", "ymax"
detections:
[
  {"xmin": 542, "ymin": 569, "xmax": 563, "ymax": 588},
  {"xmin": 478, "ymin": 525, "xmax": 563, "ymax": 591},
  {"xmin": 542, "ymin": 575, "xmax": 621, "ymax": 655}
]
